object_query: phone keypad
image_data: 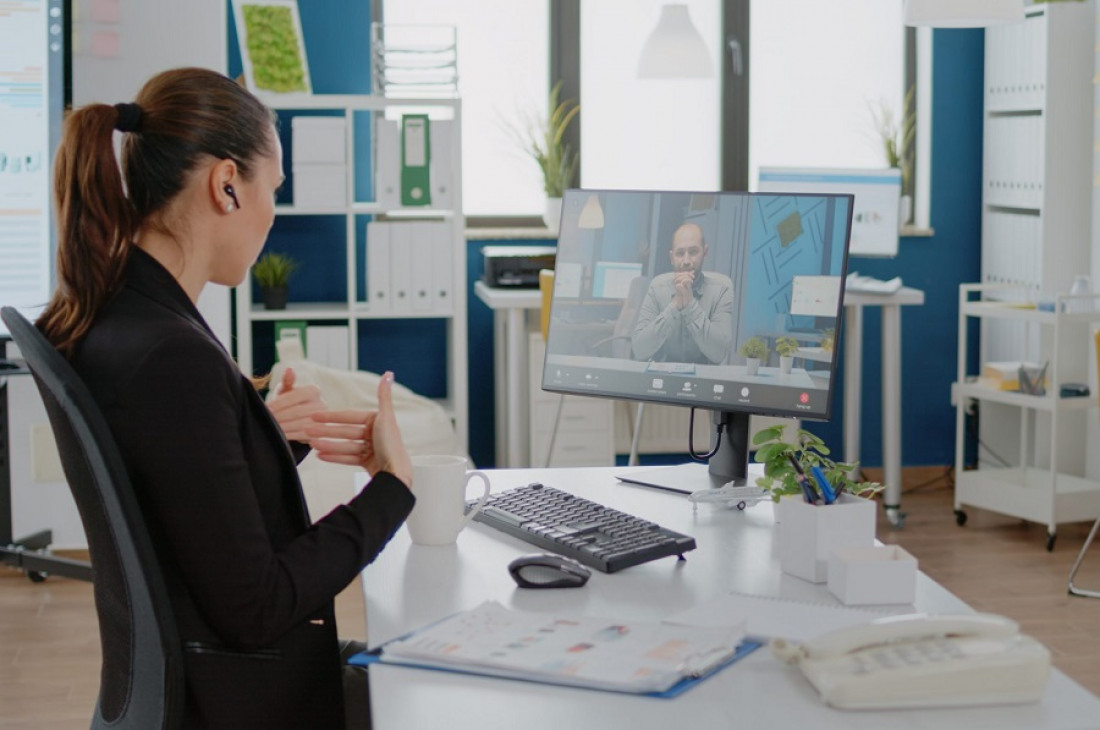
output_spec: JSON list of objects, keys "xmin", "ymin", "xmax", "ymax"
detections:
[{"xmin": 852, "ymin": 640, "xmax": 966, "ymax": 674}]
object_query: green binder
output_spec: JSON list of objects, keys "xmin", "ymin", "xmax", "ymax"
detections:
[{"xmin": 400, "ymin": 114, "xmax": 431, "ymax": 206}]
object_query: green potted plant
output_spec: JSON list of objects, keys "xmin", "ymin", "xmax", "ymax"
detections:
[
  {"xmin": 739, "ymin": 336, "xmax": 768, "ymax": 376},
  {"xmin": 509, "ymin": 81, "xmax": 580, "ymax": 231},
  {"xmin": 775, "ymin": 336, "xmax": 799, "ymax": 374},
  {"xmin": 252, "ymin": 251, "xmax": 299, "ymax": 310},
  {"xmin": 869, "ymin": 85, "xmax": 915, "ymax": 225},
  {"xmin": 751, "ymin": 424, "xmax": 883, "ymax": 503}
]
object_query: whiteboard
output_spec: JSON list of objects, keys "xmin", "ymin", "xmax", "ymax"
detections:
[{"xmin": 758, "ymin": 167, "xmax": 901, "ymax": 258}]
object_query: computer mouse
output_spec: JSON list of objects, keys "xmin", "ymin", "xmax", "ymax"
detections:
[{"xmin": 508, "ymin": 553, "xmax": 591, "ymax": 589}]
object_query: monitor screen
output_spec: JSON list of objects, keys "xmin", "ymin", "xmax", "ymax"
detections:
[
  {"xmin": 542, "ymin": 189, "xmax": 853, "ymax": 488},
  {"xmin": 0, "ymin": 0, "xmax": 67, "ymax": 338}
]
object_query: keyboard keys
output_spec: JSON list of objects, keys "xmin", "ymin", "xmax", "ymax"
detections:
[{"xmin": 468, "ymin": 483, "xmax": 696, "ymax": 573}]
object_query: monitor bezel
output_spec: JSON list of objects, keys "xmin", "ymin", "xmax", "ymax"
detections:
[{"xmin": 541, "ymin": 188, "xmax": 854, "ymax": 424}]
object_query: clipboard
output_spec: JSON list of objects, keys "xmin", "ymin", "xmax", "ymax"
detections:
[
  {"xmin": 349, "ymin": 601, "xmax": 762, "ymax": 698},
  {"xmin": 349, "ymin": 638, "xmax": 762, "ymax": 698}
]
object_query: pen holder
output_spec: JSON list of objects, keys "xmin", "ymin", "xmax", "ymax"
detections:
[{"xmin": 778, "ymin": 493, "xmax": 876, "ymax": 583}]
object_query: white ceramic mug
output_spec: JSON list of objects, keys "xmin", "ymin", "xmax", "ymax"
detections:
[{"xmin": 407, "ymin": 455, "xmax": 491, "ymax": 546}]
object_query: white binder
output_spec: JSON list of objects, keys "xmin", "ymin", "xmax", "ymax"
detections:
[
  {"xmin": 411, "ymin": 222, "xmax": 434, "ymax": 312},
  {"xmin": 429, "ymin": 221, "xmax": 454, "ymax": 314},
  {"xmin": 389, "ymin": 222, "xmax": 413, "ymax": 313},
  {"xmin": 428, "ymin": 119, "xmax": 453, "ymax": 211},
  {"xmin": 375, "ymin": 118, "xmax": 401, "ymax": 209},
  {"xmin": 366, "ymin": 221, "xmax": 391, "ymax": 313}
]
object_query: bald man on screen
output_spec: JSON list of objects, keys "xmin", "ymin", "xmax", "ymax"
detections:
[{"xmin": 631, "ymin": 223, "xmax": 734, "ymax": 364}]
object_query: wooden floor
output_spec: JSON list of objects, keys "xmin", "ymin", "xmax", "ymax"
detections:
[{"xmin": 2, "ymin": 475, "xmax": 1099, "ymax": 727}]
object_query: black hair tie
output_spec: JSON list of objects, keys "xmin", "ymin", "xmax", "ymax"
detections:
[{"xmin": 113, "ymin": 102, "xmax": 143, "ymax": 133}]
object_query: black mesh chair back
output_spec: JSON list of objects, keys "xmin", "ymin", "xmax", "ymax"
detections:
[{"xmin": 1, "ymin": 307, "xmax": 184, "ymax": 729}]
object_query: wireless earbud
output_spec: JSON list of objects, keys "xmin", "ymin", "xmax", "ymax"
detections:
[{"xmin": 223, "ymin": 184, "xmax": 240, "ymax": 211}]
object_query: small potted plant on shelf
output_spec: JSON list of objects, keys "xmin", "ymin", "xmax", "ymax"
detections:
[
  {"xmin": 820, "ymin": 327, "xmax": 835, "ymax": 353},
  {"xmin": 253, "ymin": 251, "xmax": 299, "ymax": 310},
  {"xmin": 509, "ymin": 81, "xmax": 580, "ymax": 232},
  {"xmin": 739, "ymin": 336, "xmax": 768, "ymax": 376},
  {"xmin": 775, "ymin": 336, "xmax": 799, "ymax": 374}
]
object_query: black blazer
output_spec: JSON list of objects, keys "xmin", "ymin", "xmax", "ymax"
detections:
[{"xmin": 72, "ymin": 248, "xmax": 414, "ymax": 728}]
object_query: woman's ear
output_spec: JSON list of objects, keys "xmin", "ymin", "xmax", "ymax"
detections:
[{"xmin": 208, "ymin": 158, "xmax": 239, "ymax": 212}]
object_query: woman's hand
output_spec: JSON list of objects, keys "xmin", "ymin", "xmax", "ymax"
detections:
[
  {"xmin": 306, "ymin": 372, "xmax": 413, "ymax": 488},
  {"xmin": 267, "ymin": 367, "xmax": 326, "ymax": 443}
]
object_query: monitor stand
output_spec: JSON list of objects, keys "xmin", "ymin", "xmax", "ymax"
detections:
[{"xmin": 615, "ymin": 410, "xmax": 751, "ymax": 494}]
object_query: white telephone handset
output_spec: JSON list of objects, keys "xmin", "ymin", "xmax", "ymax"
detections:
[{"xmin": 771, "ymin": 613, "xmax": 1051, "ymax": 710}]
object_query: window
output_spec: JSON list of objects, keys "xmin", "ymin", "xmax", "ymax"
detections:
[
  {"xmin": 382, "ymin": 0, "xmax": 549, "ymax": 217},
  {"xmin": 580, "ymin": 0, "xmax": 721, "ymax": 191},
  {"xmin": 748, "ymin": 1, "xmax": 906, "ymax": 187}
]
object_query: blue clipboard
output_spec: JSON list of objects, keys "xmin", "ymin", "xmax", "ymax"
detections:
[{"xmin": 349, "ymin": 638, "xmax": 763, "ymax": 699}]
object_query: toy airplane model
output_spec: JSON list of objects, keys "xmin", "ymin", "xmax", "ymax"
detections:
[{"xmin": 688, "ymin": 483, "xmax": 770, "ymax": 511}]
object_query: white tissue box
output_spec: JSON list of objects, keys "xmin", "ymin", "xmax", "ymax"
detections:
[{"xmin": 828, "ymin": 545, "xmax": 918, "ymax": 605}]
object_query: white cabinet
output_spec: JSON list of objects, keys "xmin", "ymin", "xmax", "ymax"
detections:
[
  {"xmin": 528, "ymin": 332, "xmax": 614, "ymax": 467},
  {"xmin": 980, "ymin": 2, "xmax": 1093, "ymax": 357},
  {"xmin": 234, "ymin": 95, "xmax": 467, "ymax": 448},
  {"xmin": 953, "ymin": 284, "xmax": 1100, "ymax": 550}
]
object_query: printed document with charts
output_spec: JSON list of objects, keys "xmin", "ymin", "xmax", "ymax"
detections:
[{"xmin": 360, "ymin": 600, "xmax": 758, "ymax": 696}]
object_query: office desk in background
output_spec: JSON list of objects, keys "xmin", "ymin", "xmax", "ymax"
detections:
[
  {"xmin": 360, "ymin": 466, "xmax": 1099, "ymax": 730},
  {"xmin": 473, "ymin": 281, "xmax": 925, "ymax": 526}
]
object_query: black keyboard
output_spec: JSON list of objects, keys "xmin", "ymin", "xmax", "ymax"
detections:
[{"xmin": 468, "ymin": 482, "xmax": 696, "ymax": 573}]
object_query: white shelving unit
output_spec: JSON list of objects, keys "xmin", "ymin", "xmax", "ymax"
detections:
[
  {"xmin": 978, "ymin": 3, "xmax": 1094, "ymax": 494},
  {"xmin": 234, "ymin": 94, "xmax": 467, "ymax": 449},
  {"xmin": 953, "ymin": 284, "xmax": 1100, "ymax": 550}
]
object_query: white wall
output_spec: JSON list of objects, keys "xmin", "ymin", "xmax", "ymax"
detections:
[{"xmin": 10, "ymin": 0, "xmax": 228, "ymax": 549}]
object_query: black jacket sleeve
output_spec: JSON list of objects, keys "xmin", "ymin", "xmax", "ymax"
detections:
[{"xmin": 105, "ymin": 333, "xmax": 414, "ymax": 648}]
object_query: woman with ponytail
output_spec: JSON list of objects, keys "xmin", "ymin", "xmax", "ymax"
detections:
[{"xmin": 39, "ymin": 68, "xmax": 413, "ymax": 729}]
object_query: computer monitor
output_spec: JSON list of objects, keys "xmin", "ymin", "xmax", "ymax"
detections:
[
  {"xmin": 0, "ymin": 0, "xmax": 68, "ymax": 342},
  {"xmin": 542, "ymin": 189, "xmax": 853, "ymax": 492}
]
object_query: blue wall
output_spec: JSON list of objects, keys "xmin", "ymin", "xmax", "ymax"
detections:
[{"xmin": 804, "ymin": 29, "xmax": 985, "ymax": 468}]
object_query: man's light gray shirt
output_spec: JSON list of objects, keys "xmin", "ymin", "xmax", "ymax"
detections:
[{"xmin": 631, "ymin": 271, "xmax": 734, "ymax": 364}]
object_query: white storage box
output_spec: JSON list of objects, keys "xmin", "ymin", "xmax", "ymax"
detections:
[
  {"xmin": 292, "ymin": 116, "xmax": 347, "ymax": 165},
  {"xmin": 778, "ymin": 493, "xmax": 876, "ymax": 583},
  {"xmin": 828, "ymin": 545, "xmax": 918, "ymax": 605},
  {"xmin": 293, "ymin": 163, "xmax": 347, "ymax": 208}
]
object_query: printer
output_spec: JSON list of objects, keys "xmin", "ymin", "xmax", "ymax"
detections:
[{"xmin": 482, "ymin": 245, "xmax": 556, "ymax": 288}]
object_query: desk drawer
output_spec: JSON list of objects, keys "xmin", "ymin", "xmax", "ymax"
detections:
[
  {"xmin": 531, "ymin": 397, "xmax": 613, "ymax": 434},
  {"xmin": 531, "ymin": 426, "xmax": 613, "ymax": 467}
]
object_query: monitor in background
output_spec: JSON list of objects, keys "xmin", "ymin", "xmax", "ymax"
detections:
[
  {"xmin": 757, "ymin": 167, "xmax": 899, "ymax": 258},
  {"xmin": 543, "ymin": 189, "xmax": 853, "ymax": 493},
  {"xmin": 0, "ymin": 0, "xmax": 68, "ymax": 344}
]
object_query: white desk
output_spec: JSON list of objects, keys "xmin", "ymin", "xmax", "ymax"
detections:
[
  {"xmin": 474, "ymin": 281, "xmax": 924, "ymax": 526},
  {"xmin": 361, "ymin": 467, "xmax": 1099, "ymax": 729},
  {"xmin": 843, "ymin": 287, "xmax": 925, "ymax": 526}
]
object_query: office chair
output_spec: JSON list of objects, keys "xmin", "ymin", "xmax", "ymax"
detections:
[
  {"xmin": 1067, "ymin": 331, "xmax": 1100, "ymax": 598},
  {"xmin": 589, "ymin": 275, "xmax": 651, "ymax": 359},
  {"xmin": 0, "ymin": 307, "xmax": 185, "ymax": 728}
]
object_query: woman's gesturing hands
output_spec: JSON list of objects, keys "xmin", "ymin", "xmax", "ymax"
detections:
[
  {"xmin": 266, "ymin": 367, "xmax": 326, "ymax": 443},
  {"xmin": 306, "ymin": 371, "xmax": 413, "ymax": 488}
]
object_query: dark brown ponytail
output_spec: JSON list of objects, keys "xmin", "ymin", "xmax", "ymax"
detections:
[
  {"xmin": 38, "ymin": 68, "xmax": 275, "ymax": 355},
  {"xmin": 37, "ymin": 104, "xmax": 137, "ymax": 355}
]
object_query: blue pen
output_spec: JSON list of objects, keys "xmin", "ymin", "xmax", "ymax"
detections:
[
  {"xmin": 810, "ymin": 465, "xmax": 837, "ymax": 505},
  {"xmin": 787, "ymin": 454, "xmax": 821, "ymax": 505}
]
